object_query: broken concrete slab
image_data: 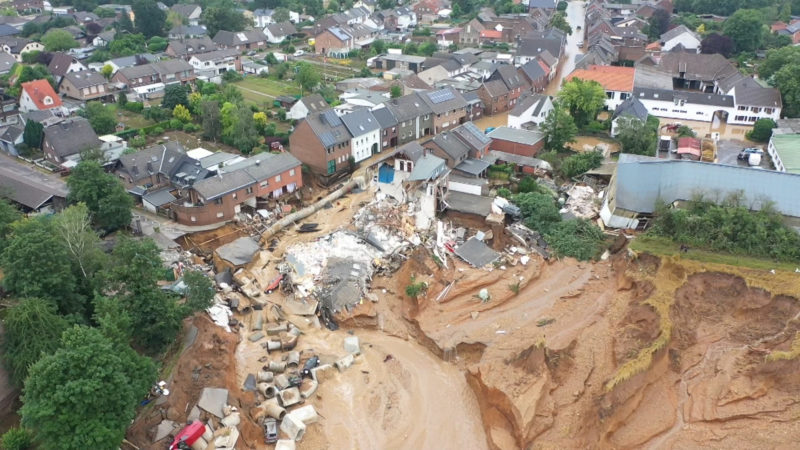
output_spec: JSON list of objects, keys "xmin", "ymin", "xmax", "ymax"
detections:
[
  {"xmin": 197, "ymin": 387, "xmax": 229, "ymax": 418},
  {"xmin": 275, "ymin": 439, "xmax": 296, "ymax": 450},
  {"xmin": 335, "ymin": 353, "xmax": 355, "ymax": 371},
  {"xmin": 248, "ymin": 332, "xmax": 265, "ymax": 342},
  {"xmin": 215, "ymin": 236, "xmax": 260, "ymax": 268},
  {"xmin": 153, "ymin": 420, "xmax": 177, "ymax": 442},
  {"xmin": 277, "ymin": 386, "xmax": 301, "ymax": 408},
  {"xmin": 280, "ymin": 414, "xmax": 306, "ymax": 441},
  {"xmin": 343, "ymin": 336, "xmax": 360, "ymax": 354},
  {"xmin": 311, "ymin": 364, "xmax": 336, "ymax": 383},
  {"xmin": 187, "ymin": 406, "xmax": 201, "ymax": 423},
  {"xmin": 213, "ymin": 426, "xmax": 239, "ymax": 448},
  {"xmin": 221, "ymin": 412, "xmax": 240, "ymax": 428},
  {"xmin": 454, "ymin": 237, "xmax": 501, "ymax": 268},
  {"xmin": 288, "ymin": 405, "xmax": 319, "ymax": 425},
  {"xmin": 282, "ymin": 298, "xmax": 319, "ymax": 316},
  {"xmin": 243, "ymin": 374, "xmax": 256, "ymax": 391}
]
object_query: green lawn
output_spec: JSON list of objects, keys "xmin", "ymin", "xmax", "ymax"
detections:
[
  {"xmin": 106, "ymin": 104, "xmax": 154, "ymax": 129},
  {"xmin": 234, "ymin": 77, "xmax": 301, "ymax": 106},
  {"xmin": 630, "ymin": 234, "xmax": 799, "ymax": 272}
]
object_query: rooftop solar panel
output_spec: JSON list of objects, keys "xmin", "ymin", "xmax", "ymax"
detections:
[{"xmin": 427, "ymin": 89, "xmax": 455, "ymax": 104}]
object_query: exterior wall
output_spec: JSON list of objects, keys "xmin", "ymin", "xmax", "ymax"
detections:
[
  {"xmin": 466, "ymin": 103, "xmax": 482, "ymax": 122},
  {"xmin": 289, "ymin": 120, "xmax": 351, "ymax": 174},
  {"xmin": 490, "ymin": 138, "xmax": 544, "ymax": 157},
  {"xmin": 287, "ymin": 102, "xmax": 309, "ymax": 120},
  {"xmin": 380, "ymin": 125, "xmax": 398, "ymax": 149},
  {"xmin": 639, "ymin": 98, "xmax": 725, "ymax": 123},
  {"xmin": 252, "ymin": 165, "xmax": 303, "ymax": 198},
  {"xmin": 730, "ymin": 104, "xmax": 781, "ymax": 125},
  {"xmin": 448, "ymin": 179, "xmax": 482, "ymax": 195},
  {"xmin": 396, "ymin": 114, "xmax": 433, "ymax": 145},
  {"xmin": 604, "ymin": 90, "xmax": 631, "ymax": 110},
  {"xmin": 174, "ymin": 185, "xmax": 252, "ymax": 225},
  {"xmin": 60, "ymin": 80, "xmax": 107, "ymax": 100},
  {"xmin": 432, "ymin": 108, "xmax": 466, "ymax": 134},
  {"xmin": 477, "ymin": 86, "xmax": 509, "ymax": 115},
  {"xmin": 662, "ymin": 34, "xmax": 701, "ymax": 52},
  {"xmin": 767, "ymin": 137, "xmax": 785, "ymax": 172},
  {"xmin": 315, "ymin": 31, "xmax": 349, "ymax": 55},
  {"xmin": 350, "ymin": 129, "xmax": 380, "ymax": 162}
]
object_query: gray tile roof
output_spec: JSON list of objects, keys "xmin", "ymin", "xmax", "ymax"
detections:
[
  {"xmin": 167, "ymin": 37, "xmax": 218, "ymax": 56},
  {"xmin": 489, "ymin": 63, "xmax": 527, "ymax": 90},
  {"xmin": 660, "ymin": 25, "xmax": 698, "ymax": 43},
  {"xmin": 143, "ymin": 188, "xmax": 176, "ymax": 207},
  {"xmin": 62, "ymin": 70, "xmax": 105, "ymax": 89},
  {"xmin": 265, "ymin": 21, "xmax": 297, "ymax": 37},
  {"xmin": 306, "ymin": 110, "xmax": 351, "ymax": 147},
  {"xmin": 48, "ymin": 52, "xmax": 82, "ymax": 77},
  {"xmin": 169, "ymin": 25, "xmax": 207, "ymax": 36},
  {"xmin": 488, "ymin": 126, "xmax": 544, "ymax": 145},
  {"xmin": 636, "ymin": 52, "xmax": 737, "ymax": 82},
  {"xmin": 0, "ymin": 157, "xmax": 68, "ymax": 209},
  {"xmin": 612, "ymin": 96, "xmax": 649, "ymax": 122},
  {"xmin": 482, "ymin": 79, "xmax": 509, "ymax": 97},
  {"xmin": 408, "ymin": 153, "xmax": 446, "ymax": 181},
  {"xmin": 432, "ymin": 132, "xmax": 470, "ymax": 161},
  {"xmin": 340, "ymin": 108, "xmax": 380, "ymax": 137},
  {"xmin": 519, "ymin": 58, "xmax": 547, "ymax": 82},
  {"xmin": 510, "ymin": 93, "xmax": 548, "ymax": 117},
  {"xmin": 118, "ymin": 141, "xmax": 186, "ymax": 182},
  {"xmin": 634, "ymin": 87, "xmax": 734, "ymax": 108},
  {"xmin": 393, "ymin": 141, "xmax": 425, "ymax": 161},
  {"xmin": 192, "ymin": 171, "xmax": 252, "ymax": 200},
  {"xmin": 453, "ymin": 122, "xmax": 491, "ymax": 150},
  {"xmin": 241, "ymin": 153, "xmax": 301, "ymax": 181},
  {"xmin": 43, "ymin": 118, "xmax": 100, "ymax": 157},
  {"xmin": 213, "ymin": 30, "xmax": 267, "ymax": 47},
  {"xmin": 386, "ymin": 92, "xmax": 432, "ymax": 121},
  {"xmin": 419, "ymin": 87, "xmax": 467, "ymax": 114},
  {"xmin": 528, "ymin": 0, "xmax": 557, "ymax": 8},
  {"xmin": 371, "ymin": 106, "xmax": 397, "ymax": 129},
  {"xmin": 191, "ymin": 48, "xmax": 239, "ymax": 62},
  {"xmin": 732, "ymin": 77, "xmax": 782, "ymax": 108}
]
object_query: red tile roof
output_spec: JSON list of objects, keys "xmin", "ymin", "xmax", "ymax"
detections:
[
  {"xmin": 566, "ymin": 65, "xmax": 635, "ymax": 92},
  {"xmin": 21, "ymin": 79, "xmax": 62, "ymax": 110},
  {"xmin": 480, "ymin": 30, "xmax": 503, "ymax": 39},
  {"xmin": 677, "ymin": 137, "xmax": 701, "ymax": 157}
]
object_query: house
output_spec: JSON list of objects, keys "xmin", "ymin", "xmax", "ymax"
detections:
[
  {"xmin": 0, "ymin": 24, "xmax": 19, "ymax": 37},
  {"xmin": 47, "ymin": 52, "xmax": 86, "ymax": 83},
  {"xmin": 263, "ymin": 22, "xmax": 297, "ymax": 44},
  {"xmin": 72, "ymin": 11, "xmax": 98, "ymax": 23},
  {"xmin": 242, "ymin": 60, "xmax": 269, "ymax": 75},
  {"xmin": 104, "ymin": 53, "xmax": 157, "ymax": 73},
  {"xmin": 487, "ymin": 64, "xmax": 530, "ymax": 110},
  {"xmin": 777, "ymin": 21, "xmax": 800, "ymax": 44},
  {"xmin": 477, "ymin": 79, "xmax": 510, "ymax": 115},
  {"xmin": 59, "ymin": 70, "xmax": 111, "ymax": 101},
  {"xmin": 528, "ymin": 0, "xmax": 557, "ymax": 13},
  {"xmin": 463, "ymin": 91, "xmax": 483, "ymax": 122},
  {"xmin": 253, "ymin": 8, "xmax": 275, "ymax": 28},
  {"xmin": 423, "ymin": 122, "xmax": 491, "ymax": 169},
  {"xmin": 116, "ymin": 141, "xmax": 194, "ymax": 189},
  {"xmin": 373, "ymin": 53, "xmax": 426, "ymax": 73},
  {"xmin": 41, "ymin": 118, "xmax": 101, "ymax": 164},
  {"xmin": 566, "ymin": 65, "xmax": 635, "ymax": 110},
  {"xmin": 19, "ymin": 79, "xmax": 63, "ymax": 113},
  {"xmin": 189, "ymin": 48, "xmax": 241, "ymax": 78},
  {"xmin": 515, "ymin": 32, "xmax": 565, "ymax": 66},
  {"xmin": 372, "ymin": 106, "xmax": 399, "ymax": 150},
  {"xmin": 460, "ymin": 18, "xmax": 485, "ymax": 45},
  {"xmin": 610, "ymin": 96, "xmax": 648, "ymax": 136},
  {"xmin": 171, "ymin": 3, "xmax": 202, "ymax": 26},
  {"xmin": 601, "ymin": 153, "xmax": 800, "ymax": 229},
  {"xmin": 287, "ymin": 93, "xmax": 329, "ymax": 121},
  {"xmin": 315, "ymin": 27, "xmax": 354, "ymax": 56},
  {"xmin": 386, "ymin": 92, "xmax": 434, "ymax": 145},
  {"xmin": 660, "ymin": 25, "xmax": 701, "ymax": 53},
  {"xmin": 111, "ymin": 59, "xmax": 195, "ymax": 99},
  {"xmin": 168, "ymin": 25, "xmax": 208, "ymax": 40},
  {"xmin": 436, "ymin": 27, "xmax": 461, "ymax": 48},
  {"xmin": 0, "ymin": 52, "xmax": 15, "ymax": 75},
  {"xmin": 518, "ymin": 58, "xmax": 549, "ymax": 92},
  {"xmin": 12, "ymin": 0, "xmax": 44, "ymax": 14},
  {"xmin": 212, "ymin": 30, "xmax": 268, "ymax": 51},
  {"xmin": 165, "ymin": 37, "xmax": 218, "ymax": 58},
  {"xmin": 0, "ymin": 37, "xmax": 44, "ymax": 62},
  {"xmin": 413, "ymin": 0, "xmax": 450, "ymax": 20},
  {"xmin": 289, "ymin": 109, "xmax": 353, "ymax": 177},
  {"xmin": 508, "ymin": 94, "xmax": 553, "ymax": 129},
  {"xmin": 341, "ymin": 108, "xmax": 381, "ymax": 162},
  {"xmin": 487, "ymin": 126, "xmax": 545, "ymax": 157},
  {"xmin": 92, "ymin": 30, "xmax": 115, "ymax": 47},
  {"xmin": 418, "ymin": 87, "xmax": 468, "ymax": 135}
]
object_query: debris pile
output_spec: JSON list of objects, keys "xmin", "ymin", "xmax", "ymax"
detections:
[
  {"xmin": 152, "ymin": 387, "xmax": 242, "ymax": 450},
  {"xmin": 562, "ymin": 184, "xmax": 600, "ymax": 220}
]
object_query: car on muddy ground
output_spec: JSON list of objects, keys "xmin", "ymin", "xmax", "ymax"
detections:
[{"xmin": 264, "ymin": 417, "xmax": 278, "ymax": 444}]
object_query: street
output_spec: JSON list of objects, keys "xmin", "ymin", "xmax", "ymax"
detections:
[{"xmin": 545, "ymin": 0, "xmax": 586, "ymax": 96}]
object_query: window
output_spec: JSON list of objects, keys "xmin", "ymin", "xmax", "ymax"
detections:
[
  {"xmin": 232, "ymin": 192, "xmax": 237, "ymax": 199},
  {"xmin": 738, "ymin": 106, "xmax": 747, "ymax": 111},
  {"xmin": 765, "ymin": 108, "xmax": 774, "ymax": 114},
  {"xmin": 191, "ymin": 216, "xmax": 197, "ymax": 222},
  {"xmin": 216, "ymin": 212, "xmax": 224, "ymax": 218},
  {"xmin": 246, "ymin": 187, "xmax": 253, "ymax": 194},
  {"xmin": 260, "ymin": 181, "xmax": 268, "ymax": 187},
  {"xmin": 606, "ymin": 91, "xmax": 613, "ymax": 99},
  {"xmin": 328, "ymin": 159, "xmax": 336, "ymax": 174},
  {"xmin": 214, "ymin": 198, "xmax": 222, "ymax": 205},
  {"xmin": 620, "ymin": 93, "xmax": 629, "ymax": 100},
  {"xmin": 289, "ymin": 169, "xmax": 295, "ymax": 176},
  {"xmin": 751, "ymin": 107, "xmax": 761, "ymax": 113}
]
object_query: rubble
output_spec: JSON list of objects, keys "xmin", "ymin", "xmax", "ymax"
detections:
[
  {"xmin": 197, "ymin": 388, "xmax": 228, "ymax": 419},
  {"xmin": 280, "ymin": 414, "xmax": 306, "ymax": 441},
  {"xmin": 563, "ymin": 184, "xmax": 600, "ymax": 220},
  {"xmin": 343, "ymin": 336, "xmax": 360, "ymax": 355}
]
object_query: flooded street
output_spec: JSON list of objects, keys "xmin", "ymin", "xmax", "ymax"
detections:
[{"xmin": 545, "ymin": 0, "xmax": 586, "ymax": 96}]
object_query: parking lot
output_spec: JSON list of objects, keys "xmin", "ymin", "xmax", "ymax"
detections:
[{"xmin": 654, "ymin": 137, "xmax": 772, "ymax": 170}]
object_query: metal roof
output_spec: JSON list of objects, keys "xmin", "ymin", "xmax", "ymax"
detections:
[
  {"xmin": 488, "ymin": 126, "xmax": 544, "ymax": 145},
  {"xmin": 770, "ymin": 133, "xmax": 800, "ymax": 174},
  {"xmin": 633, "ymin": 87, "xmax": 734, "ymax": 108},
  {"xmin": 455, "ymin": 237, "xmax": 500, "ymax": 267},
  {"xmin": 455, "ymin": 158, "xmax": 491, "ymax": 175},
  {"xmin": 143, "ymin": 189, "xmax": 176, "ymax": 207},
  {"xmin": 408, "ymin": 154, "xmax": 447, "ymax": 181},
  {"xmin": 340, "ymin": 109, "xmax": 380, "ymax": 136}
]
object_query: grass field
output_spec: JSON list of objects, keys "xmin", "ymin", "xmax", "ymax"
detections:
[
  {"xmin": 233, "ymin": 77, "xmax": 301, "ymax": 106},
  {"xmin": 630, "ymin": 234, "xmax": 799, "ymax": 272}
]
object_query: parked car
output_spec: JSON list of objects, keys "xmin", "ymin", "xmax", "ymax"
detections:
[
  {"xmin": 247, "ymin": 50, "xmax": 257, "ymax": 56},
  {"xmin": 737, "ymin": 147, "xmax": 763, "ymax": 161},
  {"xmin": 294, "ymin": 50, "xmax": 305, "ymax": 57},
  {"xmin": 264, "ymin": 418, "xmax": 278, "ymax": 444}
]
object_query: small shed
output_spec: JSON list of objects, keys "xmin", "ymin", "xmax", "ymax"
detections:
[{"xmin": 676, "ymin": 137, "xmax": 701, "ymax": 160}]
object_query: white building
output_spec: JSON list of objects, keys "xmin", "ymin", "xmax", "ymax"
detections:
[
  {"xmin": 508, "ymin": 94, "xmax": 553, "ymax": 129},
  {"xmin": 340, "ymin": 108, "xmax": 381, "ymax": 163},
  {"xmin": 660, "ymin": 25, "xmax": 701, "ymax": 53},
  {"xmin": 189, "ymin": 49, "xmax": 240, "ymax": 78},
  {"xmin": 287, "ymin": 93, "xmax": 328, "ymax": 120}
]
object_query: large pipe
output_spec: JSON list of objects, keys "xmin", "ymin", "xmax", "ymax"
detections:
[
  {"xmin": 258, "ymin": 382, "xmax": 277, "ymax": 399},
  {"xmin": 263, "ymin": 402, "xmax": 286, "ymax": 420},
  {"xmin": 260, "ymin": 177, "xmax": 362, "ymax": 243},
  {"xmin": 267, "ymin": 340, "xmax": 282, "ymax": 351},
  {"xmin": 268, "ymin": 361, "xmax": 286, "ymax": 373},
  {"xmin": 300, "ymin": 379, "xmax": 318, "ymax": 399},
  {"xmin": 257, "ymin": 371, "xmax": 274, "ymax": 383},
  {"xmin": 286, "ymin": 351, "xmax": 300, "ymax": 368},
  {"xmin": 282, "ymin": 334, "xmax": 298, "ymax": 351}
]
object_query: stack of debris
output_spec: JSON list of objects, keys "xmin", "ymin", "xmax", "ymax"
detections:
[
  {"xmin": 562, "ymin": 185, "xmax": 599, "ymax": 220},
  {"xmin": 153, "ymin": 387, "xmax": 241, "ymax": 449}
]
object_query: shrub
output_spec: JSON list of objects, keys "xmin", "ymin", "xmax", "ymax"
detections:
[
  {"xmin": 1, "ymin": 427, "xmax": 33, "ymax": 450},
  {"xmin": 183, "ymin": 123, "xmax": 200, "ymax": 132},
  {"xmin": 124, "ymin": 102, "xmax": 143, "ymax": 113},
  {"xmin": 545, "ymin": 219, "xmax": 606, "ymax": 260},
  {"xmin": 151, "ymin": 126, "xmax": 164, "ymax": 135},
  {"xmin": 746, "ymin": 118, "xmax": 776, "ymax": 142},
  {"xmin": 583, "ymin": 120, "xmax": 607, "ymax": 133},
  {"xmin": 561, "ymin": 151, "xmax": 604, "ymax": 178},
  {"xmin": 168, "ymin": 119, "xmax": 182, "ymax": 130},
  {"xmin": 405, "ymin": 276, "xmax": 428, "ymax": 299}
]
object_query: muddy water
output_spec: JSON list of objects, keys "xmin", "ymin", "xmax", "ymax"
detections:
[{"xmin": 545, "ymin": 0, "xmax": 586, "ymax": 96}]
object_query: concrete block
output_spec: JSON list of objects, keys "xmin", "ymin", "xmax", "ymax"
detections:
[
  {"xmin": 280, "ymin": 414, "xmax": 306, "ymax": 441},
  {"xmin": 334, "ymin": 353, "xmax": 355, "ymax": 371},
  {"xmin": 275, "ymin": 439, "xmax": 297, "ymax": 450},
  {"xmin": 288, "ymin": 405, "xmax": 319, "ymax": 425},
  {"xmin": 310, "ymin": 364, "xmax": 336, "ymax": 383},
  {"xmin": 278, "ymin": 387, "xmax": 301, "ymax": 408},
  {"xmin": 221, "ymin": 412, "xmax": 240, "ymax": 427},
  {"xmin": 274, "ymin": 373, "xmax": 290, "ymax": 390},
  {"xmin": 343, "ymin": 336, "xmax": 360, "ymax": 354}
]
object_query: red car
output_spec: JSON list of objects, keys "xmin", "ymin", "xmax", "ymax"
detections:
[
  {"xmin": 264, "ymin": 274, "xmax": 284, "ymax": 294},
  {"xmin": 169, "ymin": 422, "xmax": 205, "ymax": 450}
]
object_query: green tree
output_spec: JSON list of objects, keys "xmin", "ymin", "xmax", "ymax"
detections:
[
  {"xmin": 747, "ymin": 118, "xmax": 777, "ymax": 142},
  {"xmin": 132, "ymin": 0, "xmax": 166, "ymax": 38},
  {"xmin": 84, "ymin": 101, "xmax": 116, "ymax": 134},
  {"xmin": 273, "ymin": 7, "xmax": 291, "ymax": 22},
  {"xmin": 616, "ymin": 117, "xmax": 657, "ymax": 156},
  {"xmin": 94, "ymin": 7, "xmax": 117, "ymax": 18},
  {"xmin": 54, "ymin": 204, "xmax": 105, "ymax": 282},
  {"xmin": 182, "ymin": 270, "xmax": 214, "ymax": 313},
  {"xmin": 772, "ymin": 63, "xmax": 800, "ymax": 118},
  {"xmin": 296, "ymin": 63, "xmax": 320, "ymax": 95},
  {"xmin": 759, "ymin": 46, "xmax": 800, "ymax": 79},
  {"xmin": 201, "ymin": 3, "xmax": 247, "ymax": 37},
  {"xmin": 1, "ymin": 298, "xmax": 69, "ymax": 386},
  {"xmin": 93, "ymin": 296, "xmax": 133, "ymax": 345},
  {"xmin": 20, "ymin": 326, "xmax": 156, "ymax": 450},
  {"xmin": 545, "ymin": 219, "xmax": 606, "ymax": 261},
  {"xmin": 723, "ymin": 9, "xmax": 764, "ymax": 53},
  {"xmin": 549, "ymin": 12, "xmax": 572, "ymax": 35},
  {"xmin": 101, "ymin": 64, "xmax": 113, "ymax": 80},
  {"xmin": 67, "ymin": 161, "xmax": 133, "ymax": 231},
  {"xmin": 108, "ymin": 33, "xmax": 146, "ymax": 56},
  {"xmin": 253, "ymin": 111, "xmax": 268, "ymax": 134},
  {"xmin": 418, "ymin": 41, "xmax": 436, "ymax": 56},
  {"xmin": 0, "ymin": 198, "xmax": 20, "ymax": 253},
  {"xmin": 513, "ymin": 192, "xmax": 561, "ymax": 233},
  {"xmin": 41, "ymin": 29, "xmax": 78, "ymax": 51},
  {"xmin": 645, "ymin": 9, "xmax": 670, "ymax": 40},
  {"xmin": 0, "ymin": 427, "xmax": 32, "ymax": 450},
  {"xmin": 173, "ymin": 104, "xmax": 192, "ymax": 122},
  {"xmin": 372, "ymin": 39, "xmax": 386, "ymax": 55},
  {"xmin": 1, "ymin": 217, "xmax": 81, "ymax": 314},
  {"xmin": 118, "ymin": 11, "xmax": 134, "ymax": 33},
  {"xmin": 225, "ymin": 107, "xmax": 259, "ymax": 154},
  {"xmin": 541, "ymin": 103, "xmax": 577, "ymax": 152},
  {"xmin": 22, "ymin": 119, "xmax": 43, "ymax": 149},
  {"xmin": 561, "ymin": 150, "xmax": 604, "ymax": 178},
  {"xmin": 162, "ymin": 84, "xmax": 189, "ymax": 111},
  {"xmin": 390, "ymin": 85, "xmax": 402, "ymax": 98},
  {"xmin": 558, "ymin": 78, "xmax": 606, "ymax": 127},
  {"xmin": 147, "ymin": 35, "xmax": 168, "ymax": 52},
  {"xmin": 202, "ymin": 100, "xmax": 222, "ymax": 141}
]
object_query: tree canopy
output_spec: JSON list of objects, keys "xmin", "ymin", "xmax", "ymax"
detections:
[
  {"xmin": 616, "ymin": 116, "xmax": 657, "ymax": 156},
  {"xmin": 558, "ymin": 78, "xmax": 606, "ymax": 127},
  {"xmin": 67, "ymin": 161, "xmax": 133, "ymax": 231},
  {"xmin": 83, "ymin": 102, "xmax": 117, "ymax": 135},
  {"xmin": 132, "ymin": 0, "xmax": 166, "ymax": 38},
  {"xmin": 162, "ymin": 84, "xmax": 189, "ymax": 111},
  {"xmin": 722, "ymin": 9, "xmax": 764, "ymax": 53},
  {"xmin": 201, "ymin": 2, "xmax": 247, "ymax": 36},
  {"xmin": 20, "ymin": 326, "xmax": 156, "ymax": 450},
  {"xmin": 41, "ymin": 29, "xmax": 79, "ymax": 51},
  {"xmin": 541, "ymin": 102, "xmax": 577, "ymax": 152}
]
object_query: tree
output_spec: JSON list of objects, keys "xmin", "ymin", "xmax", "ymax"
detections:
[
  {"xmin": 372, "ymin": 39, "xmax": 386, "ymax": 55},
  {"xmin": 67, "ymin": 161, "xmax": 133, "ymax": 231},
  {"xmin": 616, "ymin": 117, "xmax": 657, "ymax": 156},
  {"xmin": 273, "ymin": 7, "xmax": 291, "ymax": 23},
  {"xmin": 20, "ymin": 326, "xmax": 156, "ymax": 450},
  {"xmin": 549, "ymin": 12, "xmax": 572, "ymax": 35},
  {"xmin": 723, "ymin": 9, "xmax": 763, "ymax": 53},
  {"xmin": 41, "ymin": 29, "xmax": 78, "ymax": 51},
  {"xmin": 173, "ymin": 104, "xmax": 192, "ymax": 122},
  {"xmin": 226, "ymin": 107, "xmax": 259, "ymax": 154},
  {"xmin": 403, "ymin": 41, "xmax": 418, "ymax": 55},
  {"xmin": 513, "ymin": 192, "xmax": 561, "ymax": 233},
  {"xmin": 118, "ymin": 12, "xmax": 134, "ymax": 33},
  {"xmin": 772, "ymin": 64, "xmax": 800, "ymax": 118},
  {"xmin": 100, "ymin": 64, "xmax": 113, "ymax": 80},
  {"xmin": 760, "ymin": 46, "xmax": 800, "ymax": 79},
  {"xmin": 22, "ymin": 119, "xmax": 43, "ymax": 149},
  {"xmin": 700, "ymin": 33, "xmax": 734, "ymax": 57},
  {"xmin": 747, "ymin": 118, "xmax": 777, "ymax": 142},
  {"xmin": 1, "ymin": 427, "xmax": 32, "ymax": 450},
  {"xmin": 0, "ymin": 198, "xmax": 20, "ymax": 254},
  {"xmin": 646, "ymin": 9, "xmax": 670, "ymax": 40},
  {"xmin": 147, "ymin": 35, "xmax": 168, "ymax": 52},
  {"xmin": 201, "ymin": 3, "xmax": 247, "ymax": 37},
  {"xmin": 94, "ymin": 7, "xmax": 117, "ymax": 18},
  {"xmin": 132, "ymin": 0, "xmax": 166, "ymax": 38},
  {"xmin": 54, "ymin": 204, "xmax": 104, "ymax": 281},
  {"xmin": 253, "ymin": 111, "xmax": 268, "ymax": 134},
  {"xmin": 296, "ymin": 63, "xmax": 320, "ymax": 95},
  {"xmin": 390, "ymin": 85, "xmax": 403, "ymax": 98},
  {"xmin": 541, "ymin": 103, "xmax": 577, "ymax": 152},
  {"xmin": 202, "ymin": 101, "xmax": 222, "ymax": 141},
  {"xmin": 561, "ymin": 150, "xmax": 604, "ymax": 178},
  {"xmin": 162, "ymin": 84, "xmax": 188, "ymax": 110},
  {"xmin": 1, "ymin": 298, "xmax": 69, "ymax": 386},
  {"xmin": 265, "ymin": 52, "xmax": 278, "ymax": 65},
  {"xmin": 93, "ymin": 296, "xmax": 133, "ymax": 345},
  {"xmin": 108, "ymin": 33, "xmax": 146, "ymax": 57},
  {"xmin": 558, "ymin": 78, "xmax": 606, "ymax": 127},
  {"xmin": 118, "ymin": 91, "xmax": 128, "ymax": 106},
  {"xmin": 84, "ymin": 101, "xmax": 117, "ymax": 134},
  {"xmin": 182, "ymin": 270, "xmax": 214, "ymax": 313},
  {"xmin": 418, "ymin": 41, "xmax": 437, "ymax": 56},
  {"xmin": 545, "ymin": 219, "xmax": 606, "ymax": 261}
]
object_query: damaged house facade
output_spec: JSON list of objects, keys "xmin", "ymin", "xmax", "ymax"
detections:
[{"xmin": 117, "ymin": 143, "xmax": 302, "ymax": 225}]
